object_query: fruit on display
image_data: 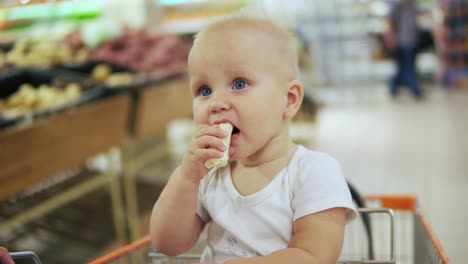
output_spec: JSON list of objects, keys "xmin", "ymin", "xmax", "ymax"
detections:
[
  {"xmin": 5, "ymin": 26, "xmax": 191, "ymax": 77},
  {"xmin": 0, "ymin": 27, "xmax": 191, "ymax": 123},
  {"xmin": 1, "ymin": 82, "xmax": 83, "ymax": 119},
  {"xmin": 5, "ymin": 38, "xmax": 90, "ymax": 68},
  {"xmin": 63, "ymin": 29, "xmax": 192, "ymax": 76},
  {"xmin": 90, "ymin": 64, "xmax": 134, "ymax": 87},
  {"xmin": 91, "ymin": 64, "xmax": 112, "ymax": 82},
  {"xmin": 62, "ymin": 31, "xmax": 92, "ymax": 64},
  {"xmin": 104, "ymin": 73, "xmax": 134, "ymax": 87}
]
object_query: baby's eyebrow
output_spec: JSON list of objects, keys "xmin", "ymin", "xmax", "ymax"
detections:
[
  {"xmin": 189, "ymin": 73, "xmax": 208, "ymax": 86},
  {"xmin": 224, "ymin": 68, "xmax": 250, "ymax": 78},
  {"xmin": 189, "ymin": 79, "xmax": 204, "ymax": 91}
]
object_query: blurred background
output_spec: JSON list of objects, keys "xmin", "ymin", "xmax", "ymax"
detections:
[{"xmin": 0, "ymin": 0, "xmax": 466, "ymax": 263}]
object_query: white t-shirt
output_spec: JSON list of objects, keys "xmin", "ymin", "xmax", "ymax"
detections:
[{"xmin": 196, "ymin": 145, "xmax": 357, "ymax": 263}]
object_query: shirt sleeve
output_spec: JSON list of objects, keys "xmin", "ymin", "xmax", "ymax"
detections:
[{"xmin": 292, "ymin": 152, "xmax": 358, "ymax": 223}]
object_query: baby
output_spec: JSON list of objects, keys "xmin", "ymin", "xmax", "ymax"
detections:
[{"xmin": 150, "ymin": 16, "xmax": 357, "ymax": 264}]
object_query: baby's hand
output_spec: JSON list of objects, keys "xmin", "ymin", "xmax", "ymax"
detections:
[
  {"xmin": 180, "ymin": 124, "xmax": 228, "ymax": 182},
  {"xmin": 0, "ymin": 247, "xmax": 14, "ymax": 264}
]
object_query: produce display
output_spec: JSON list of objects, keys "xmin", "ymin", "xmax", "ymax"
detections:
[
  {"xmin": 91, "ymin": 64, "xmax": 134, "ymax": 88},
  {"xmin": 0, "ymin": 82, "xmax": 82, "ymax": 119},
  {"xmin": 0, "ymin": 27, "xmax": 191, "ymax": 128},
  {"xmin": 63, "ymin": 29, "xmax": 192, "ymax": 76},
  {"xmin": 5, "ymin": 39, "xmax": 89, "ymax": 68},
  {"xmin": 0, "ymin": 68, "xmax": 92, "ymax": 125},
  {"xmin": 2, "ymin": 27, "xmax": 191, "ymax": 77}
]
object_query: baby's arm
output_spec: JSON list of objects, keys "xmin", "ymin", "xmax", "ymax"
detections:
[
  {"xmin": 150, "ymin": 124, "xmax": 228, "ymax": 256},
  {"xmin": 225, "ymin": 208, "xmax": 347, "ymax": 264},
  {"xmin": 149, "ymin": 166, "xmax": 205, "ymax": 256}
]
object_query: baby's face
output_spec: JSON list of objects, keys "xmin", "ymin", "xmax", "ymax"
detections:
[{"xmin": 188, "ymin": 27, "xmax": 292, "ymax": 160}]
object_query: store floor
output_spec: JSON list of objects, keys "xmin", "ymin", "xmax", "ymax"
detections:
[{"xmin": 311, "ymin": 84, "xmax": 467, "ymax": 263}]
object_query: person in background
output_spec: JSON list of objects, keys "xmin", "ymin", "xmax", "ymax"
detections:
[
  {"xmin": 386, "ymin": 0, "xmax": 424, "ymax": 99},
  {"xmin": 0, "ymin": 247, "xmax": 14, "ymax": 264},
  {"xmin": 149, "ymin": 15, "xmax": 357, "ymax": 264}
]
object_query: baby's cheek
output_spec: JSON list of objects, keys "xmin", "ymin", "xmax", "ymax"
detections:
[
  {"xmin": 192, "ymin": 115, "xmax": 205, "ymax": 124},
  {"xmin": 192, "ymin": 105, "xmax": 209, "ymax": 123}
]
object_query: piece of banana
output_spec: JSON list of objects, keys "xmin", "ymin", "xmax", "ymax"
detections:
[{"xmin": 204, "ymin": 123, "xmax": 233, "ymax": 169}]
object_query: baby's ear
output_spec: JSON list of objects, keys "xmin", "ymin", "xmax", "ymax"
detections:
[{"xmin": 283, "ymin": 80, "xmax": 303, "ymax": 119}]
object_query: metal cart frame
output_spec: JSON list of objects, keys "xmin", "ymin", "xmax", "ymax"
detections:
[
  {"xmin": 9, "ymin": 251, "xmax": 42, "ymax": 264},
  {"xmin": 88, "ymin": 195, "xmax": 450, "ymax": 264}
]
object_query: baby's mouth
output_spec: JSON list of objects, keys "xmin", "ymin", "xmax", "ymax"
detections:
[{"xmin": 232, "ymin": 126, "xmax": 240, "ymax": 135}]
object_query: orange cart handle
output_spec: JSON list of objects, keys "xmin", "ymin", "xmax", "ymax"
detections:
[
  {"xmin": 364, "ymin": 194, "xmax": 417, "ymax": 212},
  {"xmin": 88, "ymin": 236, "xmax": 151, "ymax": 264},
  {"xmin": 418, "ymin": 213, "xmax": 450, "ymax": 264}
]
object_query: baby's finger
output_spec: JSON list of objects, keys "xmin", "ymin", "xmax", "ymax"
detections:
[
  {"xmin": 194, "ymin": 125, "xmax": 228, "ymax": 139},
  {"xmin": 193, "ymin": 148, "xmax": 224, "ymax": 162},
  {"xmin": 0, "ymin": 247, "xmax": 14, "ymax": 264},
  {"xmin": 196, "ymin": 135, "xmax": 227, "ymax": 152}
]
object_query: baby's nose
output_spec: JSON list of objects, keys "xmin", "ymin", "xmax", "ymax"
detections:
[
  {"xmin": 209, "ymin": 100, "xmax": 230, "ymax": 113},
  {"xmin": 209, "ymin": 92, "xmax": 230, "ymax": 113}
]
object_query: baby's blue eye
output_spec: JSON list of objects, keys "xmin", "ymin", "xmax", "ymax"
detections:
[
  {"xmin": 233, "ymin": 80, "xmax": 247, "ymax": 90},
  {"xmin": 199, "ymin": 86, "xmax": 212, "ymax": 96}
]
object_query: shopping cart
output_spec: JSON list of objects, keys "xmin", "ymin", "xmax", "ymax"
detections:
[
  {"xmin": 9, "ymin": 251, "xmax": 42, "ymax": 264},
  {"xmin": 88, "ymin": 195, "xmax": 449, "ymax": 264}
]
